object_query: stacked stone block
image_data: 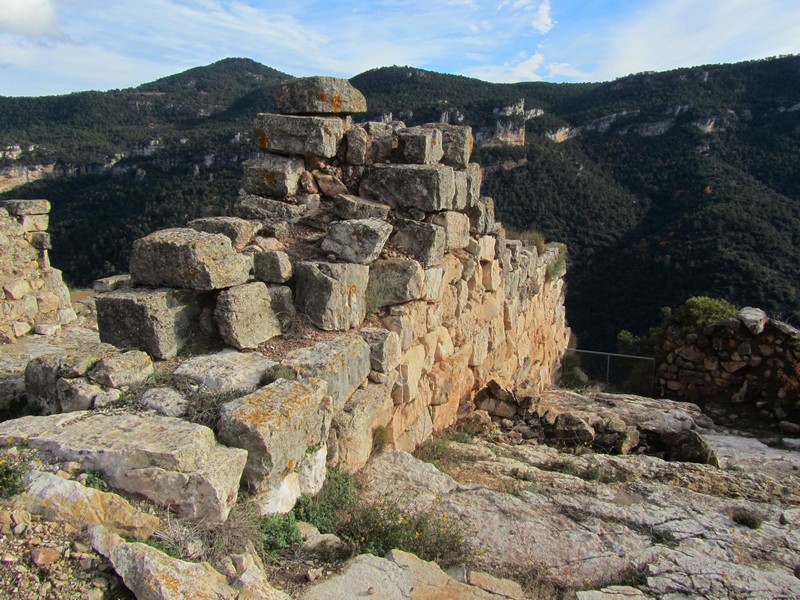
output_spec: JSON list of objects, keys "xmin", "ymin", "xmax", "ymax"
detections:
[
  {"xmin": 0, "ymin": 199, "xmax": 76, "ymax": 342},
  {"xmin": 87, "ymin": 76, "xmax": 569, "ymax": 513}
]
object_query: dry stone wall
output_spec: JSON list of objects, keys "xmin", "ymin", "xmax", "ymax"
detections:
[
  {"xmin": 83, "ymin": 75, "xmax": 569, "ymax": 511},
  {"xmin": 0, "ymin": 199, "xmax": 75, "ymax": 343},
  {"xmin": 657, "ymin": 307, "xmax": 800, "ymax": 433}
]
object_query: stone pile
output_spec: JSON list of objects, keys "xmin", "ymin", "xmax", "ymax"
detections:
[
  {"xmin": 14, "ymin": 76, "xmax": 569, "ymax": 516},
  {"xmin": 0, "ymin": 199, "xmax": 75, "ymax": 343},
  {"xmin": 657, "ymin": 306, "xmax": 800, "ymax": 432}
]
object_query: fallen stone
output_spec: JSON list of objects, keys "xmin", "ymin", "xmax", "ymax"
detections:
[
  {"xmin": 253, "ymin": 250, "xmax": 293, "ymax": 283},
  {"xmin": 367, "ymin": 258, "xmax": 426, "ymax": 308},
  {"xmin": 175, "ymin": 349, "xmax": 277, "ymax": 393},
  {"xmin": 313, "ymin": 171, "xmax": 349, "ymax": 197},
  {"xmin": 0, "ymin": 412, "xmax": 246, "ymax": 524},
  {"xmin": 391, "ymin": 220, "xmax": 446, "ymax": 267},
  {"xmin": 321, "ymin": 218, "xmax": 393, "ymax": 264},
  {"xmin": 56, "ymin": 377, "xmax": 108, "ymax": 412},
  {"xmin": 360, "ymin": 164, "xmax": 456, "ymax": 212},
  {"xmin": 95, "ymin": 288, "xmax": 203, "ymax": 359},
  {"xmin": 294, "ymin": 262, "xmax": 369, "ymax": 330},
  {"xmin": 214, "ymin": 282, "xmax": 281, "ymax": 350},
  {"xmin": 242, "ymin": 153, "xmax": 305, "ymax": 196},
  {"xmin": 218, "ymin": 378, "xmax": 332, "ymax": 489},
  {"xmin": 130, "ymin": 228, "xmax": 252, "ymax": 290},
  {"xmin": 140, "ymin": 387, "xmax": 188, "ymax": 417},
  {"xmin": 19, "ymin": 471, "xmax": 158, "ymax": 539},
  {"xmin": 254, "ymin": 114, "xmax": 345, "ymax": 159},
  {"xmin": 284, "ymin": 335, "xmax": 371, "ymax": 411},
  {"xmin": 234, "ymin": 194, "xmax": 308, "ymax": 222},
  {"xmin": 90, "ymin": 527, "xmax": 238, "ymax": 600},
  {"xmin": 275, "ymin": 76, "xmax": 367, "ymax": 114},
  {"xmin": 301, "ymin": 549, "xmax": 503, "ymax": 599},
  {"xmin": 88, "ymin": 350, "xmax": 154, "ymax": 388},
  {"xmin": 92, "ymin": 274, "xmax": 131, "ymax": 294},
  {"xmin": 739, "ymin": 306, "xmax": 769, "ymax": 334},
  {"xmin": 333, "ymin": 194, "xmax": 391, "ymax": 220},
  {"xmin": 661, "ymin": 429, "xmax": 720, "ymax": 467},
  {"xmin": 187, "ymin": 216, "xmax": 259, "ymax": 251}
]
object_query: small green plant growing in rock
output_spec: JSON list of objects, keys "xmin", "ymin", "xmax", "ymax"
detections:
[
  {"xmin": 506, "ymin": 228, "xmax": 546, "ymax": 255},
  {"xmin": 259, "ymin": 513, "xmax": 302, "ymax": 556},
  {"xmin": 545, "ymin": 244, "xmax": 567, "ymax": 283},
  {"xmin": 730, "ymin": 507, "xmax": 763, "ymax": 529},
  {"xmin": 372, "ymin": 425, "xmax": 392, "ymax": 452},
  {"xmin": 83, "ymin": 471, "xmax": 108, "ymax": 491},
  {"xmin": 0, "ymin": 457, "xmax": 25, "ymax": 498}
]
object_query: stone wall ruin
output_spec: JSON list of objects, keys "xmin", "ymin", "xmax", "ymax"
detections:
[{"xmin": 22, "ymin": 76, "xmax": 569, "ymax": 513}]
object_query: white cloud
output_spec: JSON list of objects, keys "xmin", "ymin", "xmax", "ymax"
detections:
[
  {"xmin": 0, "ymin": 0, "xmax": 58, "ymax": 37},
  {"xmin": 593, "ymin": 0, "xmax": 800, "ymax": 80},
  {"xmin": 531, "ymin": 0, "xmax": 554, "ymax": 34},
  {"xmin": 467, "ymin": 51, "xmax": 545, "ymax": 82}
]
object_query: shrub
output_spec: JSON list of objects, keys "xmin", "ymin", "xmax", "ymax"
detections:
[
  {"xmin": 730, "ymin": 507, "xmax": 763, "ymax": 529},
  {"xmin": 673, "ymin": 296, "xmax": 738, "ymax": 327},
  {"xmin": 0, "ymin": 458, "xmax": 25, "ymax": 498},
  {"xmin": 293, "ymin": 468, "xmax": 358, "ymax": 534},
  {"xmin": 83, "ymin": 471, "xmax": 108, "ymax": 491},
  {"xmin": 506, "ymin": 228, "xmax": 546, "ymax": 254},
  {"xmin": 259, "ymin": 513, "xmax": 302, "ymax": 555}
]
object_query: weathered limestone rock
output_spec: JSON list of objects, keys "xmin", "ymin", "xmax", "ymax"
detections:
[
  {"xmin": 20, "ymin": 471, "xmax": 158, "ymax": 539},
  {"xmin": 391, "ymin": 220, "xmax": 446, "ymax": 268},
  {"xmin": 422, "ymin": 123, "xmax": 474, "ymax": 169},
  {"xmin": 217, "ymin": 378, "xmax": 332, "ymax": 489},
  {"xmin": 367, "ymin": 258, "xmax": 426, "ymax": 308},
  {"xmin": 56, "ymin": 377, "xmax": 119, "ymax": 412},
  {"xmin": 254, "ymin": 114, "xmax": 345, "ymax": 159},
  {"xmin": 253, "ymin": 250, "xmax": 293, "ymax": 283},
  {"xmin": 88, "ymin": 350, "xmax": 154, "ymax": 388},
  {"xmin": 234, "ymin": 193, "xmax": 308, "ymax": 221},
  {"xmin": 242, "ymin": 153, "xmax": 305, "ymax": 196},
  {"xmin": 90, "ymin": 527, "xmax": 238, "ymax": 600},
  {"xmin": 214, "ymin": 282, "xmax": 281, "ymax": 350},
  {"xmin": 130, "ymin": 228, "xmax": 252, "ymax": 290},
  {"xmin": 1, "ymin": 198, "xmax": 51, "ymax": 215},
  {"xmin": 739, "ymin": 306, "xmax": 768, "ymax": 334},
  {"xmin": 430, "ymin": 211, "xmax": 470, "ymax": 250},
  {"xmin": 321, "ymin": 219, "xmax": 393, "ymax": 264},
  {"xmin": 284, "ymin": 335, "xmax": 371, "ymax": 411},
  {"xmin": 294, "ymin": 262, "xmax": 369, "ymax": 330},
  {"xmin": 174, "ymin": 350, "xmax": 277, "ymax": 393},
  {"xmin": 302, "ymin": 549, "xmax": 504, "ymax": 600},
  {"xmin": 467, "ymin": 235, "xmax": 496, "ymax": 262},
  {"xmin": 95, "ymin": 288, "xmax": 203, "ymax": 359},
  {"xmin": 187, "ymin": 216, "xmax": 259, "ymax": 251},
  {"xmin": 333, "ymin": 194, "xmax": 391, "ymax": 220},
  {"xmin": 0, "ymin": 412, "xmax": 247, "ymax": 523},
  {"xmin": 93, "ymin": 274, "xmax": 131, "ymax": 293},
  {"xmin": 345, "ymin": 125, "xmax": 369, "ymax": 164},
  {"xmin": 661, "ymin": 429, "xmax": 720, "ymax": 466},
  {"xmin": 359, "ymin": 327, "xmax": 402, "ymax": 373},
  {"xmin": 468, "ymin": 197, "xmax": 496, "ymax": 236},
  {"xmin": 275, "ymin": 76, "xmax": 367, "ymax": 115},
  {"xmin": 330, "ymin": 377, "xmax": 395, "ymax": 472},
  {"xmin": 313, "ymin": 171, "xmax": 349, "ymax": 197},
  {"xmin": 360, "ymin": 164, "xmax": 456, "ymax": 212},
  {"xmin": 140, "ymin": 387, "xmax": 188, "ymax": 418},
  {"xmin": 398, "ymin": 126, "xmax": 444, "ymax": 164}
]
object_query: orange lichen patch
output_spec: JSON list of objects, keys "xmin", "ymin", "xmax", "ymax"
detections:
[
  {"xmin": 349, "ymin": 284, "xmax": 357, "ymax": 295},
  {"xmin": 287, "ymin": 459, "xmax": 294, "ymax": 470},
  {"xmin": 255, "ymin": 128, "xmax": 270, "ymax": 150},
  {"xmin": 331, "ymin": 95, "xmax": 343, "ymax": 112},
  {"xmin": 319, "ymin": 92, "xmax": 329, "ymax": 102}
]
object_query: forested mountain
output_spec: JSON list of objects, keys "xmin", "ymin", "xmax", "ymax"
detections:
[{"xmin": 2, "ymin": 56, "xmax": 799, "ymax": 351}]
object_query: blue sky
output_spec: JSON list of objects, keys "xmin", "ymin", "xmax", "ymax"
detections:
[{"xmin": 1, "ymin": 0, "xmax": 799, "ymax": 96}]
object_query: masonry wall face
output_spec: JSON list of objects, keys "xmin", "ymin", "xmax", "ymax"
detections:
[{"xmin": 0, "ymin": 200, "xmax": 75, "ymax": 343}]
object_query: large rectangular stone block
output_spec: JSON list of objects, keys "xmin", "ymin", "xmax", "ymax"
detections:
[
  {"xmin": 254, "ymin": 114, "xmax": 344, "ymax": 158},
  {"xmin": 422, "ymin": 124, "xmax": 474, "ymax": 169},
  {"xmin": 234, "ymin": 193, "xmax": 308, "ymax": 222},
  {"xmin": 295, "ymin": 262, "xmax": 369, "ymax": 331},
  {"xmin": 130, "ymin": 228, "xmax": 252, "ymax": 290},
  {"xmin": 398, "ymin": 126, "xmax": 444, "ymax": 164},
  {"xmin": 390, "ymin": 220, "xmax": 445, "ymax": 268},
  {"xmin": 359, "ymin": 164, "xmax": 456, "ymax": 212},
  {"xmin": 242, "ymin": 153, "xmax": 305, "ymax": 197},
  {"xmin": 275, "ymin": 76, "xmax": 367, "ymax": 115},
  {"xmin": 95, "ymin": 288, "xmax": 203, "ymax": 359}
]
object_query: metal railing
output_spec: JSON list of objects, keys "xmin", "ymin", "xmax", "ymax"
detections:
[{"xmin": 563, "ymin": 348, "xmax": 656, "ymax": 396}]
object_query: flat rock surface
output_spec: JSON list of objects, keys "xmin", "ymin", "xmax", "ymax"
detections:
[{"xmin": 362, "ymin": 391, "xmax": 800, "ymax": 599}]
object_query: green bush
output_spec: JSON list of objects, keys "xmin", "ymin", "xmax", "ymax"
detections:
[
  {"xmin": 293, "ymin": 468, "xmax": 358, "ymax": 534},
  {"xmin": 673, "ymin": 296, "xmax": 738, "ymax": 326},
  {"xmin": 259, "ymin": 513, "xmax": 302, "ymax": 555},
  {"xmin": 0, "ymin": 459, "xmax": 25, "ymax": 498}
]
